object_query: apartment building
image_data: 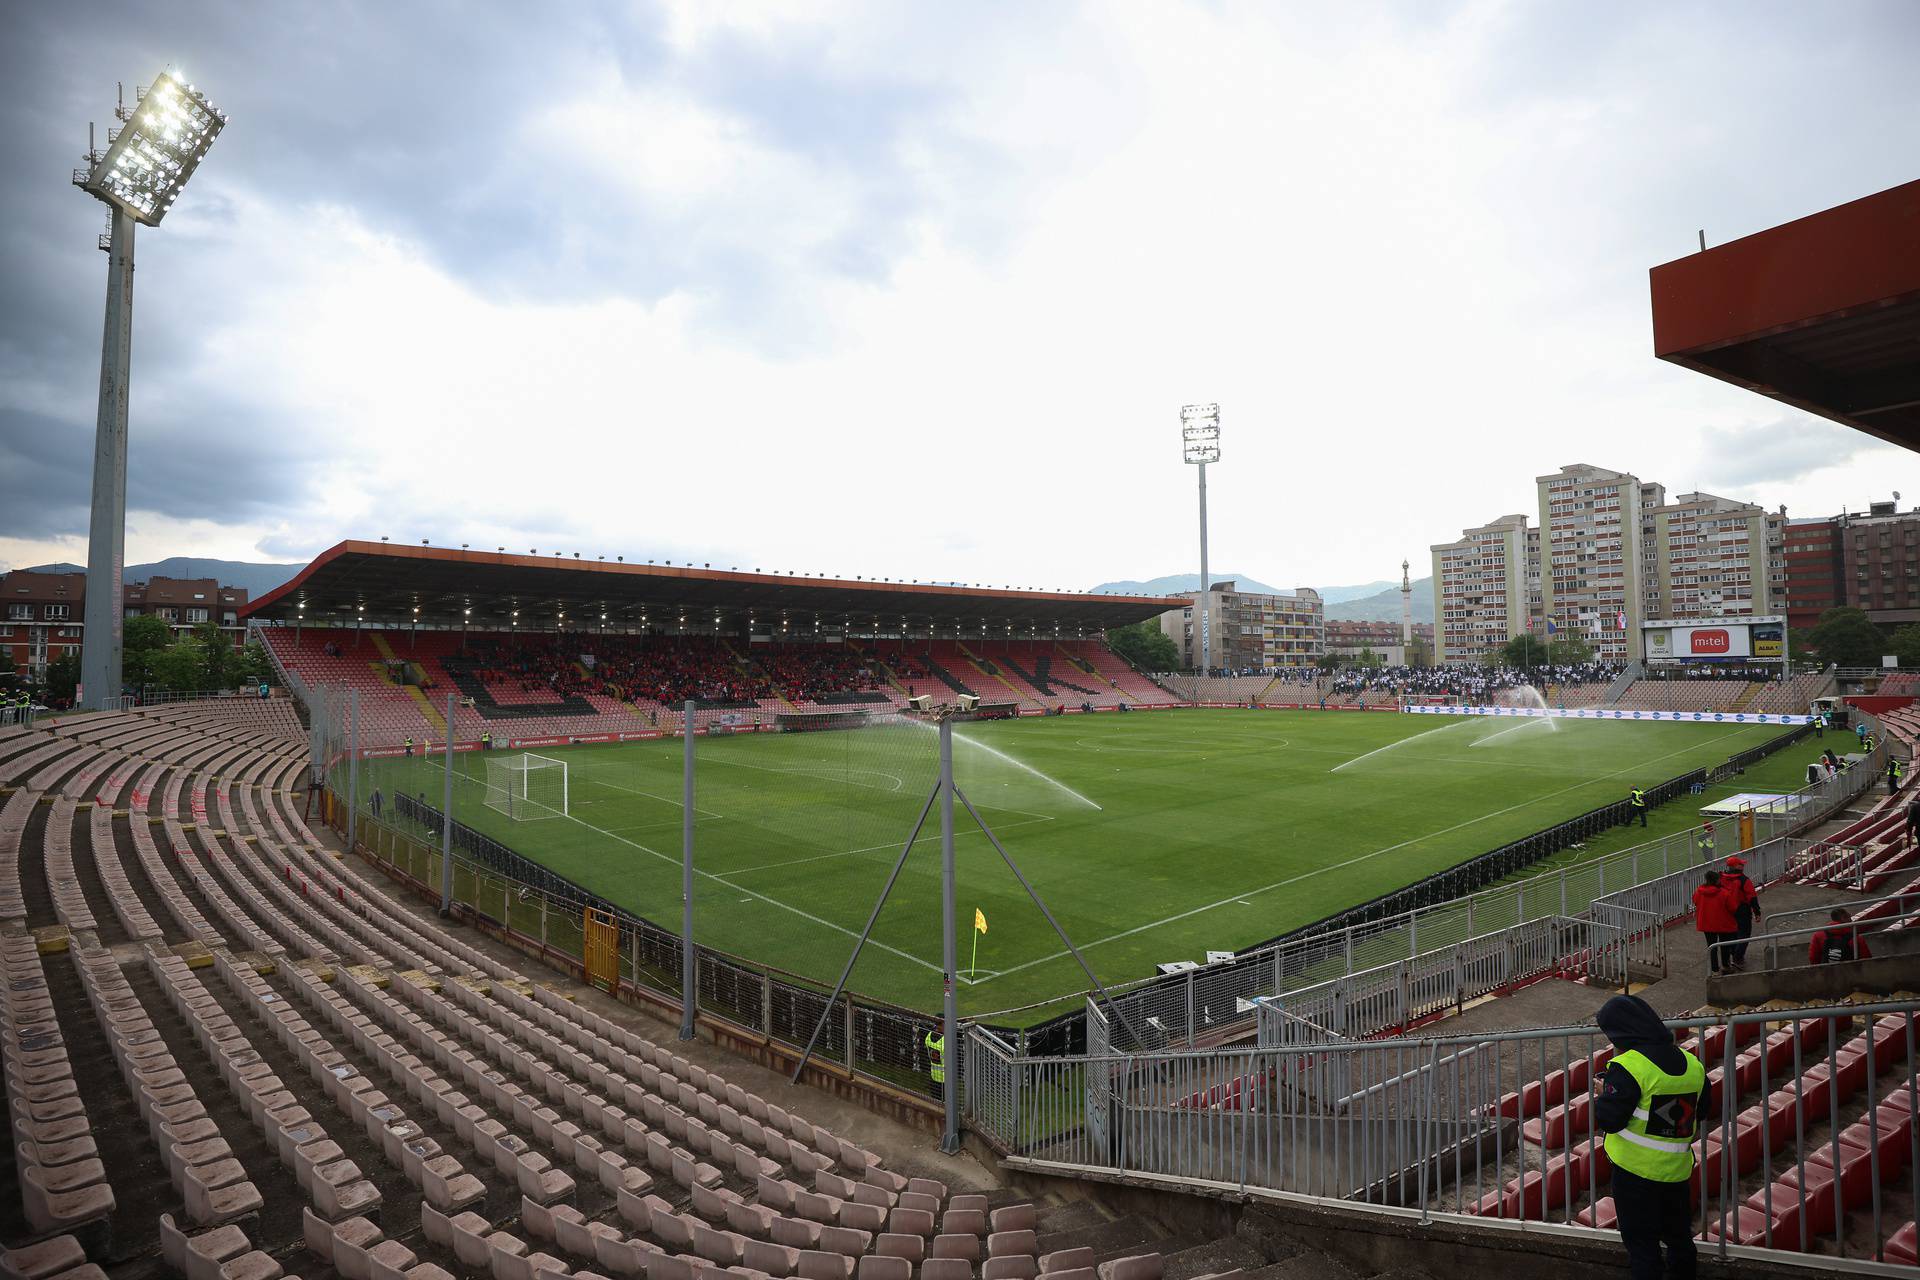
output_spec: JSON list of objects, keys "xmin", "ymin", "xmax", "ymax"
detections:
[
  {"xmin": 1783, "ymin": 517, "xmax": 1844, "ymax": 629},
  {"xmin": 1159, "ymin": 580, "xmax": 1324, "ymax": 670},
  {"xmin": 1644, "ymin": 492, "xmax": 1784, "ymax": 621},
  {"xmin": 1830, "ymin": 502, "xmax": 1920, "ymax": 627},
  {"xmin": 1430, "ymin": 514, "xmax": 1530, "ymax": 664},
  {"xmin": 0, "ymin": 570, "xmax": 249, "ymax": 681},
  {"xmin": 1325, "ymin": 620, "xmax": 1434, "ymax": 666},
  {"xmin": 1537, "ymin": 464, "xmax": 1646, "ymax": 661}
]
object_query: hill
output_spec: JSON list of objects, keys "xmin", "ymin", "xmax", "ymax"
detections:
[
  {"xmin": 1089, "ymin": 572, "xmax": 1288, "ymax": 597},
  {"xmin": 1325, "ymin": 578, "xmax": 1434, "ymax": 623},
  {"xmin": 22, "ymin": 557, "xmax": 303, "ymax": 597}
]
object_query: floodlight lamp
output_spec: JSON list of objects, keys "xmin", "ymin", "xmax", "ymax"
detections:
[
  {"xmin": 1180, "ymin": 402, "xmax": 1221, "ymax": 463},
  {"xmin": 78, "ymin": 72, "xmax": 226, "ymax": 226}
]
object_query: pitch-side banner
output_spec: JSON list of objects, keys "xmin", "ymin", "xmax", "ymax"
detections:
[{"xmin": 1401, "ymin": 703, "xmax": 1812, "ymax": 725}]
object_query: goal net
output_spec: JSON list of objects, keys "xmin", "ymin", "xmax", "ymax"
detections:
[{"xmin": 485, "ymin": 752, "xmax": 569, "ymax": 820}]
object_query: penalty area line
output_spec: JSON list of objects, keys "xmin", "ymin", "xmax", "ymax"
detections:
[{"xmin": 979, "ymin": 726, "xmax": 1768, "ymax": 985}]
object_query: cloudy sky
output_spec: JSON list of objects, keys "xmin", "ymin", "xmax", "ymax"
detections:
[{"xmin": 3, "ymin": 1, "xmax": 1916, "ymax": 591}]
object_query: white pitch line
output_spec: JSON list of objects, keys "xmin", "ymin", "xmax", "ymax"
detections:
[
  {"xmin": 535, "ymin": 807, "xmax": 945, "ymax": 974},
  {"xmin": 720, "ymin": 815, "xmax": 1054, "ymax": 876},
  {"xmin": 575, "ymin": 772, "xmax": 726, "ymax": 820},
  {"xmin": 1328, "ymin": 721, "xmax": 1467, "ymax": 773},
  {"xmin": 1474, "ymin": 718, "xmax": 1556, "ymax": 747},
  {"xmin": 978, "ymin": 726, "xmax": 1768, "ymax": 983},
  {"xmin": 700, "ymin": 754, "xmax": 908, "ymax": 794}
]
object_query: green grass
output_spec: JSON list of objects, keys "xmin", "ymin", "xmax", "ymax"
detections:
[{"xmin": 355, "ymin": 710, "xmax": 1826, "ymax": 1022}]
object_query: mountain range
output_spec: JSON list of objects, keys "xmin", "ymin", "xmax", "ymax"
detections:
[
  {"xmin": 10, "ymin": 555, "xmax": 1435, "ymax": 623},
  {"xmin": 1090, "ymin": 572, "xmax": 1434, "ymax": 623},
  {"xmin": 20, "ymin": 557, "xmax": 304, "ymax": 598}
]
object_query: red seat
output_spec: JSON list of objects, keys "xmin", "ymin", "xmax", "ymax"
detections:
[
  {"xmin": 1840, "ymin": 1117, "xmax": 1912, "ymax": 1180},
  {"xmin": 1791, "ymin": 1135, "xmax": 1877, "ymax": 1209},
  {"xmin": 1869, "ymin": 1016, "xmax": 1913, "ymax": 1073},
  {"xmin": 1573, "ymin": 1196, "xmax": 1617, "ymax": 1230},
  {"xmin": 1887, "ymin": 1221, "xmax": 1918, "ymax": 1266},
  {"xmin": 1751, "ymin": 1170, "xmax": 1836, "ymax": 1244},
  {"xmin": 1698, "ymin": 1205, "xmax": 1782, "ymax": 1249}
]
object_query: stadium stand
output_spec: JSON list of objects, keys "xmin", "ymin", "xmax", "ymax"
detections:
[
  {"xmin": 259, "ymin": 629, "xmax": 1180, "ymax": 745},
  {"xmin": 0, "ymin": 712, "xmax": 1145, "ymax": 1280},
  {"xmin": 1609, "ymin": 679, "xmax": 1764, "ymax": 714}
]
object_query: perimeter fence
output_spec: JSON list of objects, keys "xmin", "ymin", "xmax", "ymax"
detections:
[{"xmin": 962, "ymin": 999, "xmax": 1920, "ymax": 1270}]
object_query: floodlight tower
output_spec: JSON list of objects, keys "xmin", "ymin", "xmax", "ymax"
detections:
[
  {"xmin": 1180, "ymin": 404, "xmax": 1220, "ymax": 674},
  {"xmin": 71, "ymin": 73, "xmax": 227, "ymax": 709}
]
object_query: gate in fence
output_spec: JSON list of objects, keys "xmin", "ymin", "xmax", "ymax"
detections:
[{"xmin": 584, "ymin": 907, "xmax": 620, "ymax": 994}]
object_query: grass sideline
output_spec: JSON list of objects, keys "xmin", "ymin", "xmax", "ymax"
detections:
[{"xmin": 356, "ymin": 709, "xmax": 1826, "ymax": 1020}]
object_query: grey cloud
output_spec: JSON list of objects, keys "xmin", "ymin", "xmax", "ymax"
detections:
[{"xmin": 1698, "ymin": 418, "xmax": 1877, "ymax": 490}]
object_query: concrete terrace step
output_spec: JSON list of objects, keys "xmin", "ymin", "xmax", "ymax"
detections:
[
  {"xmin": 1160, "ymin": 1235, "xmax": 1268, "ymax": 1280},
  {"xmin": 1035, "ymin": 1199, "xmax": 1111, "ymax": 1237},
  {"xmin": 1037, "ymin": 1215, "xmax": 1163, "ymax": 1263},
  {"xmin": 1236, "ymin": 1254, "xmax": 1363, "ymax": 1280}
]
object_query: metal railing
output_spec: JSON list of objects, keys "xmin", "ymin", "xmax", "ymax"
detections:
[
  {"xmin": 1069, "ymin": 740, "xmax": 1873, "ymax": 1053},
  {"xmin": 1709, "ymin": 910, "xmax": 1910, "ymax": 972},
  {"xmin": 965, "ymin": 1000, "xmax": 1920, "ymax": 1269},
  {"xmin": 1253, "ymin": 915, "xmax": 1624, "ymax": 1044},
  {"xmin": 340, "ymin": 799, "xmax": 948, "ymax": 1101}
]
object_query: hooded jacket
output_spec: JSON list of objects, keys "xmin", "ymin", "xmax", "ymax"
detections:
[
  {"xmin": 1691, "ymin": 880, "xmax": 1738, "ymax": 934},
  {"xmin": 1593, "ymin": 994, "xmax": 1710, "ymax": 1139}
]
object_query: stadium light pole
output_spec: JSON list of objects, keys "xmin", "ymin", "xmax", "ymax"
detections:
[
  {"xmin": 680, "ymin": 699, "xmax": 697, "ymax": 1040},
  {"xmin": 71, "ymin": 72, "xmax": 226, "ymax": 709},
  {"xmin": 1181, "ymin": 405, "xmax": 1221, "ymax": 675}
]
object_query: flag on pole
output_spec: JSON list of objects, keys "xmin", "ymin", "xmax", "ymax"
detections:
[
  {"xmin": 974, "ymin": 908, "xmax": 988, "ymax": 934},
  {"xmin": 1546, "ymin": 618, "xmax": 1557, "ymax": 635}
]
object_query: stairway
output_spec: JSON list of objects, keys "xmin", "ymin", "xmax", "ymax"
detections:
[
  {"xmin": 958, "ymin": 642, "xmax": 1039, "ymax": 706},
  {"xmin": 404, "ymin": 685, "xmax": 447, "ymax": 737},
  {"xmin": 923, "ymin": 654, "xmax": 977, "ymax": 698},
  {"xmin": 1029, "ymin": 1197, "xmax": 1407, "ymax": 1280}
]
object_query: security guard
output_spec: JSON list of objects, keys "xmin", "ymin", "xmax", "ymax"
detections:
[
  {"xmin": 923, "ymin": 1028, "xmax": 945, "ymax": 1102},
  {"xmin": 1891, "ymin": 756, "xmax": 1905, "ymax": 796},
  {"xmin": 404, "ymin": 737, "xmax": 415, "ymax": 758},
  {"xmin": 1595, "ymin": 994, "xmax": 1707, "ymax": 1280},
  {"xmin": 1694, "ymin": 821, "xmax": 1714, "ymax": 861},
  {"xmin": 1629, "ymin": 786, "xmax": 1648, "ymax": 828},
  {"xmin": 482, "ymin": 731, "xmax": 492, "ymax": 752}
]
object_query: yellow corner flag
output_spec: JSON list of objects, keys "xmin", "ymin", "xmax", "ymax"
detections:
[{"xmin": 974, "ymin": 908, "xmax": 988, "ymax": 934}]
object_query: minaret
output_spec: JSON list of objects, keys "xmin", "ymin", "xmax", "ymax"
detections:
[{"xmin": 1400, "ymin": 559, "xmax": 1413, "ymax": 651}]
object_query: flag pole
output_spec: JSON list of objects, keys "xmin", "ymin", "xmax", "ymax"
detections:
[{"xmin": 970, "ymin": 924, "xmax": 979, "ymax": 979}]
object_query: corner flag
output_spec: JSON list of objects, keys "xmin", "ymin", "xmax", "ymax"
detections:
[
  {"xmin": 969, "ymin": 908, "xmax": 988, "ymax": 978},
  {"xmin": 974, "ymin": 908, "xmax": 988, "ymax": 934}
]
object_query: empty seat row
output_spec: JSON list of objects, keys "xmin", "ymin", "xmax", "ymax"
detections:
[
  {"xmin": 72, "ymin": 943, "xmax": 261, "ymax": 1225},
  {"xmin": 146, "ymin": 946, "xmax": 381, "ymax": 1221},
  {"xmin": 3, "ymin": 937, "xmax": 112, "ymax": 1234},
  {"xmin": 84, "ymin": 803, "xmax": 164, "ymax": 941},
  {"xmin": 0, "ymin": 788, "xmax": 36, "ymax": 924},
  {"xmin": 41, "ymin": 799, "xmax": 95, "ymax": 933}
]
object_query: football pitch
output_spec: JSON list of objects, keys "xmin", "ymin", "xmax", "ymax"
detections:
[{"xmin": 358, "ymin": 709, "xmax": 1822, "ymax": 1020}]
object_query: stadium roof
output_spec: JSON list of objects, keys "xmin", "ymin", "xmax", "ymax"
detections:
[
  {"xmin": 1649, "ymin": 179, "xmax": 1920, "ymax": 449},
  {"xmin": 242, "ymin": 540, "xmax": 1183, "ymax": 634}
]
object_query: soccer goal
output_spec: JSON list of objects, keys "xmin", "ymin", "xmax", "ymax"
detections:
[{"xmin": 485, "ymin": 753, "xmax": 569, "ymax": 820}]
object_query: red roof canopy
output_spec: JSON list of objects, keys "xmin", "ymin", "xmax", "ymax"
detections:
[{"xmin": 1650, "ymin": 179, "xmax": 1920, "ymax": 448}]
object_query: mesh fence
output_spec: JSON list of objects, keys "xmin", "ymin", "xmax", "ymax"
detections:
[{"xmin": 313, "ymin": 683, "xmax": 999, "ymax": 1097}]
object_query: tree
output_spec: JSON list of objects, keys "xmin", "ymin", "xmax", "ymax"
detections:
[
  {"xmin": 1106, "ymin": 621, "xmax": 1179, "ymax": 672},
  {"xmin": 1497, "ymin": 634, "xmax": 1549, "ymax": 669},
  {"xmin": 150, "ymin": 640, "xmax": 210, "ymax": 692},
  {"xmin": 191, "ymin": 621, "xmax": 234, "ymax": 690},
  {"xmin": 236, "ymin": 641, "xmax": 276, "ymax": 688},
  {"xmin": 1804, "ymin": 607, "xmax": 1886, "ymax": 669},
  {"xmin": 43, "ymin": 652, "xmax": 80, "ymax": 707},
  {"xmin": 1547, "ymin": 634, "xmax": 1595, "ymax": 665},
  {"xmin": 1355, "ymin": 646, "xmax": 1381, "ymax": 668},
  {"xmin": 123, "ymin": 615, "xmax": 171, "ymax": 689},
  {"xmin": 1406, "ymin": 636, "xmax": 1433, "ymax": 667},
  {"xmin": 1316, "ymin": 651, "xmax": 1342, "ymax": 671}
]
